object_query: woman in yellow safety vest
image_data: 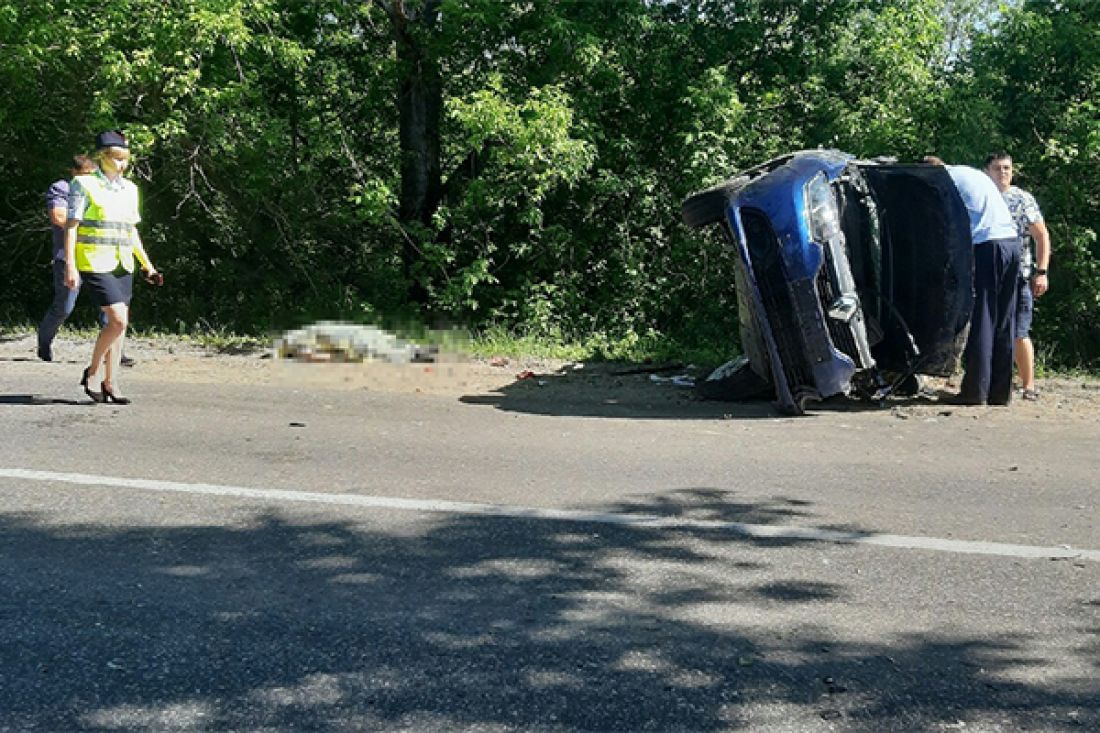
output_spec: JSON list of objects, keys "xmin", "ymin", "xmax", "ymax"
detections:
[{"xmin": 63, "ymin": 130, "xmax": 159, "ymax": 404}]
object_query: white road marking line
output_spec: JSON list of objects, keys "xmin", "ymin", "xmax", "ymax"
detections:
[{"xmin": 2, "ymin": 467, "xmax": 1097, "ymax": 563}]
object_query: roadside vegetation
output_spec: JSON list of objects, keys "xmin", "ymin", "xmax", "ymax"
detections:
[
  {"xmin": 0, "ymin": 321, "xmax": 727, "ymax": 369},
  {"xmin": 2, "ymin": 0, "xmax": 1097, "ymax": 371}
]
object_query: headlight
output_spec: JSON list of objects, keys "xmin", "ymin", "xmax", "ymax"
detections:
[{"xmin": 804, "ymin": 172, "xmax": 840, "ymax": 244}]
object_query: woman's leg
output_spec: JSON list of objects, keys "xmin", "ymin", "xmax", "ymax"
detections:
[{"xmin": 89, "ymin": 303, "xmax": 128, "ymax": 387}]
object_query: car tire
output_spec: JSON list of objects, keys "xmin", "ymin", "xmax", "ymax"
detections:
[
  {"xmin": 776, "ymin": 387, "xmax": 817, "ymax": 416},
  {"xmin": 681, "ymin": 176, "xmax": 748, "ymax": 229}
]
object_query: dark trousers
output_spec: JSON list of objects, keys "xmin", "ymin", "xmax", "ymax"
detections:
[
  {"xmin": 37, "ymin": 260, "xmax": 108, "ymax": 354},
  {"xmin": 37, "ymin": 260, "xmax": 81, "ymax": 351},
  {"xmin": 960, "ymin": 237, "xmax": 1020, "ymax": 405}
]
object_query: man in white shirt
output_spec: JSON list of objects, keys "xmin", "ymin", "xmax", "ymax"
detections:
[{"xmin": 925, "ymin": 156, "xmax": 1021, "ymax": 405}]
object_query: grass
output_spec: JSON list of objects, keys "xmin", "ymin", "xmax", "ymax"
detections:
[
  {"xmin": 0, "ymin": 322, "xmax": 268, "ymax": 354},
  {"xmin": 2, "ymin": 320, "xmax": 732, "ymax": 366},
  {"xmin": 11, "ymin": 319, "xmax": 1091, "ymax": 378},
  {"xmin": 465, "ymin": 325, "xmax": 731, "ymax": 366}
]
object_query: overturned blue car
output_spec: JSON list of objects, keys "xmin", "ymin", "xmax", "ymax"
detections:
[{"xmin": 683, "ymin": 150, "xmax": 973, "ymax": 414}]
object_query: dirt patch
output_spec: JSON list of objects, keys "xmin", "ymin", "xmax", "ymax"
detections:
[{"xmin": 3, "ymin": 332, "xmax": 1098, "ymax": 421}]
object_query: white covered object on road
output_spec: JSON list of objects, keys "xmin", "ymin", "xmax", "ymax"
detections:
[{"xmin": 275, "ymin": 321, "xmax": 436, "ymax": 364}]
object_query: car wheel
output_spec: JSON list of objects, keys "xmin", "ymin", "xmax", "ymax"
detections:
[{"xmin": 777, "ymin": 387, "xmax": 817, "ymax": 416}]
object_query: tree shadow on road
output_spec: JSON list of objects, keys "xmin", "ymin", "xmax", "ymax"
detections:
[{"xmin": 0, "ymin": 487, "xmax": 1095, "ymax": 731}]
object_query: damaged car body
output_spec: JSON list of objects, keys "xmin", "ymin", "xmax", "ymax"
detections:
[{"xmin": 682, "ymin": 150, "xmax": 973, "ymax": 414}]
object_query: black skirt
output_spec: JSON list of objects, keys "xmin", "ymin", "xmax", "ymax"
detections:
[{"xmin": 81, "ymin": 268, "xmax": 133, "ymax": 307}]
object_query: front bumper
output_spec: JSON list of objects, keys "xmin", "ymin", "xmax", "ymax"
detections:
[{"xmin": 727, "ymin": 204, "xmax": 873, "ymax": 413}]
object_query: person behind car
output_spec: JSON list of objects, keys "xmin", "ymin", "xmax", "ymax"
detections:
[
  {"xmin": 924, "ymin": 156, "xmax": 1020, "ymax": 405},
  {"xmin": 984, "ymin": 152, "xmax": 1050, "ymax": 401},
  {"xmin": 37, "ymin": 154, "xmax": 97, "ymax": 362}
]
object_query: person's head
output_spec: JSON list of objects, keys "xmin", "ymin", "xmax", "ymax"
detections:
[
  {"xmin": 984, "ymin": 152, "xmax": 1013, "ymax": 192},
  {"xmin": 922, "ymin": 155, "xmax": 945, "ymax": 166},
  {"xmin": 69, "ymin": 154, "xmax": 95, "ymax": 177},
  {"xmin": 93, "ymin": 129, "xmax": 130, "ymax": 177}
]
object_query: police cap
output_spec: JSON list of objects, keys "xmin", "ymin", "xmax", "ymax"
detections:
[{"xmin": 95, "ymin": 129, "xmax": 129, "ymax": 150}]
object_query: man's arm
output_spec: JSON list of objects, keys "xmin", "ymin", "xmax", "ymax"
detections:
[
  {"xmin": 49, "ymin": 205, "xmax": 67, "ymax": 228},
  {"xmin": 1029, "ymin": 219, "xmax": 1050, "ymax": 297},
  {"xmin": 47, "ymin": 180, "xmax": 69, "ymax": 228}
]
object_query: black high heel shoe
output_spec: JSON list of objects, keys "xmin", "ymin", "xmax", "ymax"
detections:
[
  {"xmin": 100, "ymin": 382, "xmax": 132, "ymax": 405},
  {"xmin": 80, "ymin": 367, "xmax": 104, "ymax": 403}
]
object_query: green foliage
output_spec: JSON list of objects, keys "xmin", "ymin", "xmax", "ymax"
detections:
[
  {"xmin": 468, "ymin": 323, "xmax": 728, "ymax": 367},
  {"xmin": 1, "ymin": 0, "xmax": 1097, "ymax": 368},
  {"xmin": 937, "ymin": 0, "xmax": 1100, "ymax": 367},
  {"xmin": 430, "ymin": 78, "xmax": 595, "ymax": 315}
]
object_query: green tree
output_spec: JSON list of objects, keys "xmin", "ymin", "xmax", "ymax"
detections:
[
  {"xmin": 2, "ymin": 0, "xmax": 1095, "ymax": 368},
  {"xmin": 953, "ymin": 0, "xmax": 1100, "ymax": 366}
]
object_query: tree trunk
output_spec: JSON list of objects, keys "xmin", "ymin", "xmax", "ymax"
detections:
[
  {"xmin": 382, "ymin": 0, "xmax": 443, "ymax": 302},
  {"xmin": 395, "ymin": 36, "xmax": 441, "ymax": 225}
]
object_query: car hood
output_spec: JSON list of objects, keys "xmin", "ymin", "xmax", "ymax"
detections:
[{"xmin": 855, "ymin": 163, "xmax": 974, "ymax": 375}]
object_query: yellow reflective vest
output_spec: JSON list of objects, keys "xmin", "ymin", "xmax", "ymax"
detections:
[{"xmin": 73, "ymin": 172, "xmax": 146, "ymax": 273}]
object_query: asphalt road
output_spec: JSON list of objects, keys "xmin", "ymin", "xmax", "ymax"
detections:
[{"xmin": 1, "ymin": 355, "xmax": 1097, "ymax": 732}]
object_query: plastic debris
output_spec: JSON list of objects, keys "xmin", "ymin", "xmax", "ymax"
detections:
[{"xmin": 650, "ymin": 373, "xmax": 695, "ymax": 387}]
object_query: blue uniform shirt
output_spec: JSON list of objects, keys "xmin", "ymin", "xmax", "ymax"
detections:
[
  {"xmin": 46, "ymin": 179, "xmax": 69, "ymax": 261},
  {"xmin": 945, "ymin": 165, "xmax": 1018, "ymax": 244}
]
